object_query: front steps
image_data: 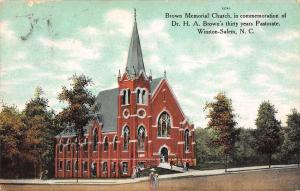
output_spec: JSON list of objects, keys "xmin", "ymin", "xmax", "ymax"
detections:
[{"xmin": 158, "ymin": 162, "xmax": 185, "ymax": 172}]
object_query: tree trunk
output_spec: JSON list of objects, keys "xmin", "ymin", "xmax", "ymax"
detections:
[
  {"xmin": 76, "ymin": 136, "xmax": 79, "ymax": 183},
  {"xmin": 297, "ymin": 151, "xmax": 299, "ymax": 167},
  {"xmin": 225, "ymin": 154, "xmax": 228, "ymax": 173},
  {"xmin": 268, "ymin": 153, "xmax": 271, "ymax": 169}
]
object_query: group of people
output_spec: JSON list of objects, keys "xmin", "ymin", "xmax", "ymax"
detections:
[
  {"xmin": 170, "ymin": 159, "xmax": 190, "ymax": 171},
  {"xmin": 149, "ymin": 171, "xmax": 159, "ymax": 190},
  {"xmin": 131, "ymin": 166, "xmax": 142, "ymax": 178}
]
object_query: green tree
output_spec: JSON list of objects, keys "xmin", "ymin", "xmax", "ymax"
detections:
[
  {"xmin": 0, "ymin": 104, "xmax": 24, "ymax": 178},
  {"xmin": 204, "ymin": 92, "xmax": 239, "ymax": 172},
  {"xmin": 58, "ymin": 74, "xmax": 95, "ymax": 181},
  {"xmin": 285, "ymin": 109, "xmax": 300, "ymax": 166},
  {"xmin": 254, "ymin": 101, "xmax": 282, "ymax": 168},
  {"xmin": 22, "ymin": 87, "xmax": 57, "ymax": 178},
  {"xmin": 195, "ymin": 128, "xmax": 223, "ymax": 169},
  {"xmin": 233, "ymin": 128, "xmax": 259, "ymax": 166}
]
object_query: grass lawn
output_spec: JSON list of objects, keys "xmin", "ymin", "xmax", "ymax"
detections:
[{"xmin": 1, "ymin": 168, "xmax": 299, "ymax": 191}]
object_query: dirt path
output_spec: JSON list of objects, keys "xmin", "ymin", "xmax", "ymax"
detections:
[{"xmin": 1, "ymin": 168, "xmax": 299, "ymax": 191}]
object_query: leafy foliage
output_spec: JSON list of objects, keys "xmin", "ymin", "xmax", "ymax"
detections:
[
  {"xmin": 283, "ymin": 109, "xmax": 300, "ymax": 164},
  {"xmin": 204, "ymin": 92, "xmax": 239, "ymax": 156},
  {"xmin": 22, "ymin": 87, "xmax": 57, "ymax": 177},
  {"xmin": 0, "ymin": 105, "xmax": 24, "ymax": 178},
  {"xmin": 254, "ymin": 101, "xmax": 283, "ymax": 155},
  {"xmin": 58, "ymin": 74, "xmax": 95, "ymax": 137}
]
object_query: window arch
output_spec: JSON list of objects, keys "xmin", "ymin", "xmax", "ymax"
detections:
[
  {"xmin": 93, "ymin": 128, "xmax": 98, "ymax": 151},
  {"xmin": 122, "ymin": 89, "xmax": 127, "ymax": 105},
  {"xmin": 113, "ymin": 136, "xmax": 118, "ymax": 151},
  {"xmin": 91, "ymin": 162, "xmax": 97, "ymax": 177},
  {"xmin": 74, "ymin": 160, "xmax": 78, "ymax": 171},
  {"xmin": 158, "ymin": 112, "xmax": 171, "ymax": 137},
  {"xmin": 137, "ymin": 126, "xmax": 146, "ymax": 151},
  {"xmin": 103, "ymin": 137, "xmax": 109, "ymax": 151},
  {"xmin": 184, "ymin": 129, "xmax": 190, "ymax": 151},
  {"xmin": 123, "ymin": 126, "xmax": 130, "ymax": 151},
  {"xmin": 67, "ymin": 139, "xmax": 71, "ymax": 152},
  {"xmin": 74, "ymin": 137, "xmax": 79, "ymax": 152},
  {"xmin": 59, "ymin": 139, "xmax": 63, "ymax": 152},
  {"xmin": 136, "ymin": 88, "xmax": 147, "ymax": 104},
  {"xmin": 83, "ymin": 137, "xmax": 88, "ymax": 152},
  {"xmin": 136, "ymin": 89, "xmax": 141, "ymax": 104},
  {"xmin": 121, "ymin": 89, "xmax": 130, "ymax": 105},
  {"xmin": 142, "ymin": 89, "xmax": 147, "ymax": 104},
  {"xmin": 82, "ymin": 161, "xmax": 88, "ymax": 172},
  {"xmin": 127, "ymin": 89, "xmax": 130, "ymax": 104}
]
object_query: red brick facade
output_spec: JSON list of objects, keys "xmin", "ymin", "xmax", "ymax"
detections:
[{"xmin": 55, "ymin": 14, "xmax": 196, "ymax": 178}]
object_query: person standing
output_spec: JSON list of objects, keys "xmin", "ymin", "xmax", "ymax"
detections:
[
  {"xmin": 186, "ymin": 161, "xmax": 190, "ymax": 171},
  {"xmin": 149, "ymin": 172, "xmax": 154, "ymax": 190},
  {"xmin": 132, "ymin": 166, "xmax": 136, "ymax": 179},
  {"xmin": 154, "ymin": 173, "xmax": 159, "ymax": 189}
]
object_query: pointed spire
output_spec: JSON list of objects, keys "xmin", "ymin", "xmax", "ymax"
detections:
[
  {"xmin": 134, "ymin": 8, "xmax": 137, "ymax": 22},
  {"xmin": 164, "ymin": 70, "xmax": 167, "ymax": 79},
  {"xmin": 125, "ymin": 9, "xmax": 145, "ymax": 78}
]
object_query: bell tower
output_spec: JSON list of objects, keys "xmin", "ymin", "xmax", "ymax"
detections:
[{"xmin": 117, "ymin": 9, "xmax": 152, "ymax": 169}]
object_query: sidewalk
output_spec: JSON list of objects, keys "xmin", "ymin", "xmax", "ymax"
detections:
[{"xmin": 0, "ymin": 164, "xmax": 298, "ymax": 185}]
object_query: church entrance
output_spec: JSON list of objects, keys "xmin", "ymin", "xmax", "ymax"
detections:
[{"xmin": 160, "ymin": 147, "xmax": 168, "ymax": 163}]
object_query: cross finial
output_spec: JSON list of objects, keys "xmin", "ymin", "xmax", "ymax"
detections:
[{"xmin": 134, "ymin": 8, "xmax": 136, "ymax": 22}]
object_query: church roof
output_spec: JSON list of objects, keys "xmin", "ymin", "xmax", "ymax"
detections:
[
  {"xmin": 56, "ymin": 77, "xmax": 163, "ymax": 137},
  {"xmin": 125, "ymin": 12, "xmax": 145, "ymax": 78},
  {"xmin": 96, "ymin": 77, "xmax": 162, "ymax": 132}
]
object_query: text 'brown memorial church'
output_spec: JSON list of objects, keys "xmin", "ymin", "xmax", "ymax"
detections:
[{"xmin": 55, "ymin": 10, "xmax": 196, "ymax": 178}]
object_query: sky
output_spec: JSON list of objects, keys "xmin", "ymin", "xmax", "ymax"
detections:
[{"xmin": 0, "ymin": 0, "xmax": 299, "ymax": 128}]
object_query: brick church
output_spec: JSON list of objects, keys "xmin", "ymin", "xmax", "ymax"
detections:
[{"xmin": 55, "ymin": 11, "xmax": 196, "ymax": 178}]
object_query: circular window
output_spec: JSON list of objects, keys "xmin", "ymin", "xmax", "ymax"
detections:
[
  {"xmin": 137, "ymin": 108, "xmax": 146, "ymax": 119},
  {"xmin": 123, "ymin": 109, "xmax": 130, "ymax": 119}
]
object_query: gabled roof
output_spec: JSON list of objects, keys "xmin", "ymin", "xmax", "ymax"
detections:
[
  {"xmin": 55, "ymin": 120, "xmax": 94, "ymax": 138},
  {"xmin": 125, "ymin": 15, "xmax": 145, "ymax": 78},
  {"xmin": 56, "ymin": 78, "xmax": 163, "ymax": 137}
]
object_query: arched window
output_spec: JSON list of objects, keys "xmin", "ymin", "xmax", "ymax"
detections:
[
  {"xmin": 66, "ymin": 160, "xmax": 71, "ymax": 171},
  {"xmin": 142, "ymin": 90, "xmax": 147, "ymax": 104},
  {"xmin": 74, "ymin": 160, "xmax": 78, "ymax": 171},
  {"xmin": 59, "ymin": 139, "xmax": 63, "ymax": 152},
  {"xmin": 93, "ymin": 128, "xmax": 98, "ymax": 151},
  {"xmin": 102, "ymin": 162, "xmax": 108, "ymax": 172},
  {"xmin": 184, "ymin": 129, "xmax": 189, "ymax": 151},
  {"xmin": 103, "ymin": 137, "xmax": 109, "ymax": 151},
  {"xmin": 158, "ymin": 112, "xmax": 171, "ymax": 137},
  {"xmin": 123, "ymin": 126, "xmax": 130, "ymax": 151},
  {"xmin": 82, "ymin": 161, "xmax": 88, "ymax": 172},
  {"xmin": 67, "ymin": 139, "xmax": 71, "ymax": 152},
  {"xmin": 91, "ymin": 162, "xmax": 97, "ymax": 177},
  {"xmin": 83, "ymin": 137, "xmax": 88, "ymax": 152},
  {"xmin": 136, "ymin": 89, "xmax": 141, "ymax": 104},
  {"xmin": 137, "ymin": 126, "xmax": 146, "ymax": 151},
  {"xmin": 122, "ymin": 89, "xmax": 127, "ymax": 105},
  {"xmin": 74, "ymin": 137, "xmax": 79, "ymax": 152},
  {"xmin": 136, "ymin": 88, "xmax": 147, "ymax": 104},
  {"xmin": 121, "ymin": 89, "xmax": 130, "ymax": 105},
  {"xmin": 127, "ymin": 89, "xmax": 130, "ymax": 104},
  {"xmin": 113, "ymin": 136, "xmax": 118, "ymax": 151}
]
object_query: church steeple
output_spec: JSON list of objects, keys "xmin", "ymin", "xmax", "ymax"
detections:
[{"xmin": 125, "ymin": 9, "xmax": 145, "ymax": 78}]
